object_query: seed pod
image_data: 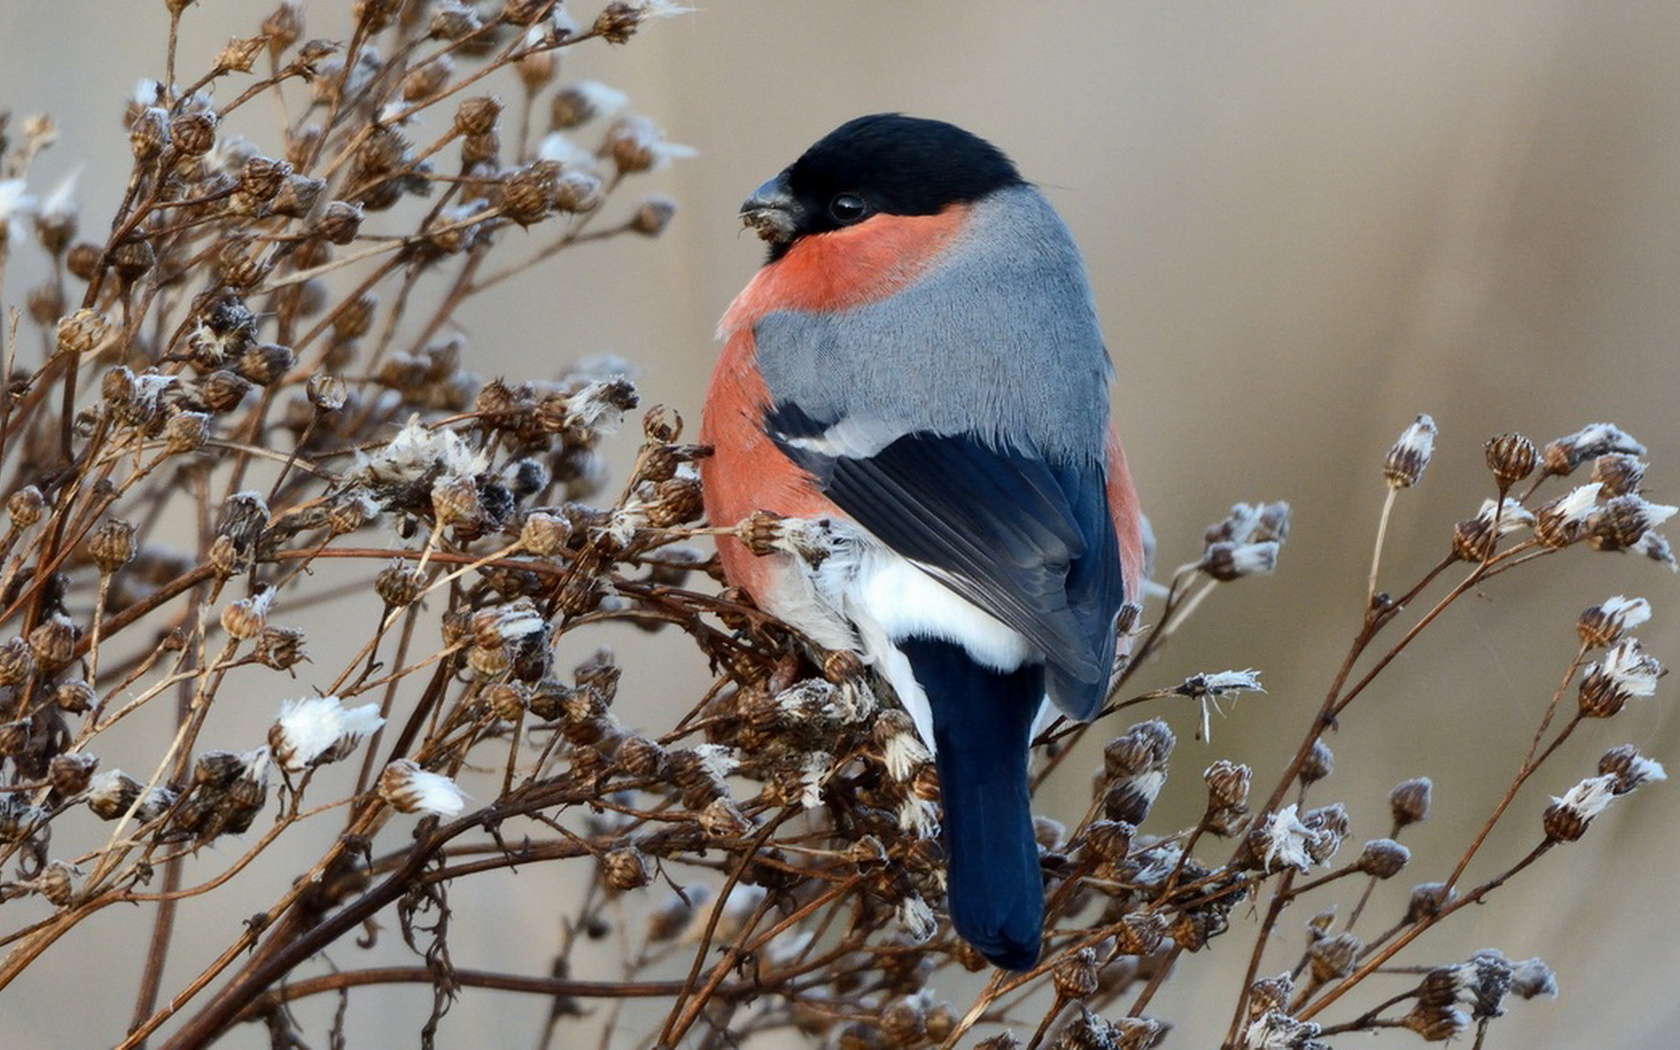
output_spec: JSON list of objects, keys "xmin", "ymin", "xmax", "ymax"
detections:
[
  {"xmin": 88, "ymin": 519, "xmax": 138, "ymax": 574},
  {"xmin": 169, "ymin": 111, "xmax": 219, "ymax": 156},
  {"xmin": 8, "ymin": 486, "xmax": 45, "ymax": 529}
]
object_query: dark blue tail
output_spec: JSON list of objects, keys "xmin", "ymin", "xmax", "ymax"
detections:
[{"xmin": 899, "ymin": 637, "xmax": 1044, "ymax": 971}]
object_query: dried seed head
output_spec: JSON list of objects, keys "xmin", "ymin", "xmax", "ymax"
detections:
[
  {"xmin": 164, "ymin": 410, "xmax": 211, "ymax": 454},
  {"xmin": 222, "ymin": 589, "xmax": 274, "ymax": 641},
  {"xmin": 264, "ymin": 1, "xmax": 303, "ymax": 55},
  {"xmin": 1578, "ymin": 637, "xmax": 1664, "ymax": 718},
  {"xmin": 1578, "ymin": 595, "xmax": 1652, "ymax": 649},
  {"xmin": 1543, "ymin": 775, "xmax": 1619, "ymax": 842},
  {"xmin": 1103, "ymin": 719, "xmax": 1176, "ymax": 780},
  {"xmin": 1052, "ymin": 948, "xmax": 1100, "ymax": 1001},
  {"xmin": 455, "ymin": 96, "xmax": 503, "ymax": 137},
  {"xmin": 169, "ymin": 111, "xmax": 219, "ymax": 156},
  {"xmin": 379, "ymin": 759, "xmax": 468, "ymax": 816},
  {"xmin": 499, "ymin": 161, "xmax": 558, "ymax": 226},
  {"xmin": 208, "ymin": 535, "xmax": 247, "ymax": 578},
  {"xmin": 604, "ymin": 114, "xmax": 694, "ymax": 176},
  {"xmin": 48, "ymin": 751, "xmax": 98, "ymax": 796},
  {"xmin": 431, "ymin": 474, "xmax": 484, "ymax": 529},
  {"xmin": 200, "ymin": 370, "xmax": 253, "ymax": 413},
  {"xmin": 1451, "ymin": 497, "xmax": 1533, "ymax": 561},
  {"xmin": 8, "ymin": 486, "xmax": 45, "ymax": 529},
  {"xmin": 1199, "ymin": 540, "xmax": 1279, "ymax": 581},
  {"xmin": 86, "ymin": 770, "xmax": 143, "ymax": 819},
  {"xmin": 630, "ymin": 194, "xmax": 676, "ymax": 236},
  {"xmin": 313, "ymin": 200, "xmax": 363, "ymax": 244},
  {"xmin": 1541, "ymin": 423, "xmax": 1646, "ymax": 477},
  {"xmin": 1484, "ymin": 432, "xmax": 1538, "ymax": 487},
  {"xmin": 255, "ymin": 626, "xmax": 309, "ymax": 671},
  {"xmin": 67, "ymin": 242, "xmax": 101, "ymax": 281},
  {"xmin": 1383, "ymin": 414, "xmax": 1437, "ymax": 488},
  {"xmin": 603, "ymin": 845, "xmax": 650, "ymax": 890},
  {"xmin": 1404, "ymin": 881, "xmax": 1456, "ymax": 923},
  {"xmin": 28, "ymin": 614, "xmax": 79, "ymax": 670},
  {"xmin": 131, "ymin": 107, "xmax": 170, "ymax": 159},
  {"xmin": 1204, "ymin": 759, "xmax": 1251, "ymax": 811},
  {"xmin": 1299, "ymin": 740, "xmax": 1334, "ymax": 785},
  {"xmin": 1389, "ymin": 777, "xmax": 1432, "ymax": 827},
  {"xmin": 1598, "ymin": 745, "xmax": 1667, "ymax": 795},
  {"xmin": 0, "ymin": 639, "xmax": 36, "ymax": 687},
  {"xmin": 1591, "ymin": 453, "xmax": 1647, "ymax": 497},
  {"xmin": 306, "ymin": 373, "xmax": 349, "ymax": 412},
  {"xmin": 1533, "ymin": 483, "xmax": 1602, "ymax": 547},
  {"xmin": 56, "ymin": 308, "xmax": 112, "ymax": 356},
  {"xmin": 553, "ymin": 169, "xmax": 604, "ymax": 213},
  {"xmin": 54, "ymin": 678, "xmax": 94, "ymax": 714},
  {"xmin": 88, "ymin": 519, "xmax": 137, "ymax": 574},
  {"xmin": 269, "ymin": 695, "xmax": 384, "ymax": 772},
  {"xmin": 429, "ymin": 1, "xmax": 484, "ymax": 40},
  {"xmin": 0, "ymin": 718, "xmax": 30, "ymax": 757},
  {"xmin": 1590, "ymin": 494, "xmax": 1678, "ymax": 552},
  {"xmin": 1355, "ymin": 838, "xmax": 1410, "ymax": 879},
  {"xmin": 520, "ymin": 509, "xmax": 572, "ymax": 555},
  {"xmin": 110, "ymin": 239, "xmax": 156, "ymax": 283},
  {"xmin": 376, "ymin": 562, "xmax": 425, "ymax": 606},
  {"xmin": 235, "ymin": 342, "xmax": 296, "ymax": 386},
  {"xmin": 402, "ymin": 57, "xmax": 453, "ymax": 103}
]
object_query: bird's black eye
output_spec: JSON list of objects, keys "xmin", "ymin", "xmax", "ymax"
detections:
[{"xmin": 828, "ymin": 193, "xmax": 869, "ymax": 224}]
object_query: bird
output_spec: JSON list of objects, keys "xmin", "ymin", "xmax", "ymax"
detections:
[{"xmin": 699, "ymin": 113, "xmax": 1146, "ymax": 970}]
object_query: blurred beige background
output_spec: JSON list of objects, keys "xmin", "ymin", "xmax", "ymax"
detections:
[{"xmin": 2, "ymin": 1, "xmax": 1679, "ymax": 1047}]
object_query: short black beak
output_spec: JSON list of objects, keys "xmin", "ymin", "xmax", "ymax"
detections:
[{"xmin": 740, "ymin": 173, "xmax": 801, "ymax": 244}]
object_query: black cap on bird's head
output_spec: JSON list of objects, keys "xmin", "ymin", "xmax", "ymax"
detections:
[{"xmin": 742, "ymin": 114, "xmax": 1025, "ymax": 259}]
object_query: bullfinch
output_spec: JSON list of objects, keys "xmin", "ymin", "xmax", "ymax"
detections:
[{"xmin": 699, "ymin": 114, "xmax": 1146, "ymax": 970}]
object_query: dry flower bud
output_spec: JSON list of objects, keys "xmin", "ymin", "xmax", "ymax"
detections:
[
  {"xmin": 431, "ymin": 474, "xmax": 484, "ymax": 529},
  {"xmin": 630, "ymin": 194, "xmax": 676, "ymax": 236},
  {"xmin": 1541, "ymin": 422, "xmax": 1645, "ymax": 476},
  {"xmin": 35, "ymin": 861, "xmax": 77, "ymax": 907},
  {"xmin": 1450, "ymin": 497, "xmax": 1533, "ymax": 560},
  {"xmin": 8, "ymin": 486, "xmax": 45, "ymax": 529},
  {"xmin": 552, "ymin": 81, "xmax": 627, "ymax": 128},
  {"xmin": 1204, "ymin": 759, "xmax": 1251, "ymax": 811},
  {"xmin": 169, "ymin": 111, "xmax": 219, "ymax": 156},
  {"xmin": 88, "ymin": 519, "xmax": 137, "ymax": 574},
  {"xmin": 379, "ymin": 759, "xmax": 468, "ymax": 817},
  {"xmin": 48, "ymin": 752, "xmax": 99, "ymax": 796},
  {"xmin": 1591, "ymin": 452, "xmax": 1647, "ymax": 497},
  {"xmin": 67, "ymin": 241, "xmax": 101, "ymax": 280},
  {"xmin": 1389, "ymin": 777, "xmax": 1432, "ymax": 827},
  {"xmin": 57, "ymin": 308, "xmax": 111, "ymax": 356},
  {"xmin": 1578, "ymin": 595, "xmax": 1651, "ymax": 649},
  {"xmin": 1383, "ymin": 414, "xmax": 1436, "ymax": 488},
  {"xmin": 28, "ymin": 614, "xmax": 78, "ymax": 670}
]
